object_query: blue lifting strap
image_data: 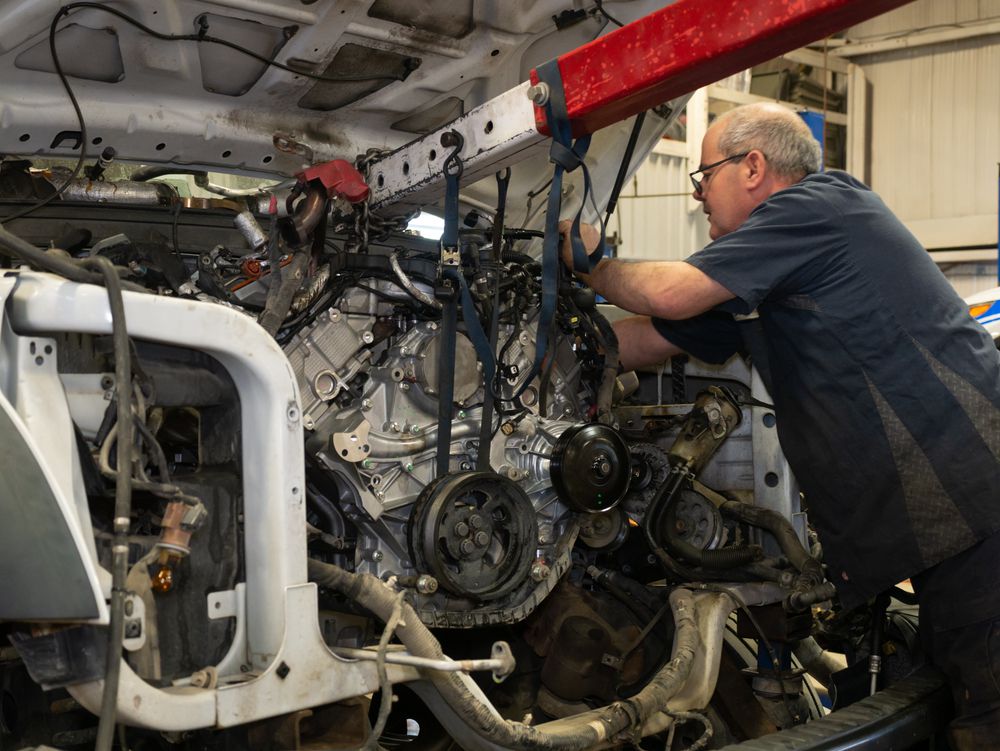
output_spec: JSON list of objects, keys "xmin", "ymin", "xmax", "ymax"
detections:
[{"xmin": 526, "ymin": 58, "xmax": 607, "ymax": 395}]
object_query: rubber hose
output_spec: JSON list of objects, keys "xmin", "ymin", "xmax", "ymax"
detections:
[
  {"xmin": 720, "ymin": 501, "xmax": 823, "ymax": 586},
  {"xmin": 259, "ymin": 252, "xmax": 310, "ymax": 335},
  {"xmin": 663, "ymin": 533, "xmax": 763, "ymax": 569},
  {"xmin": 307, "ymin": 560, "xmax": 700, "ymax": 749}
]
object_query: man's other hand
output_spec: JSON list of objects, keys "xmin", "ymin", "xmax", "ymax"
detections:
[{"xmin": 558, "ymin": 219, "xmax": 601, "ymax": 272}]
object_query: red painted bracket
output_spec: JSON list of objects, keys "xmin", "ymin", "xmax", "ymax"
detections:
[
  {"xmin": 530, "ymin": 0, "xmax": 913, "ymax": 137},
  {"xmin": 298, "ymin": 159, "xmax": 369, "ymax": 204}
]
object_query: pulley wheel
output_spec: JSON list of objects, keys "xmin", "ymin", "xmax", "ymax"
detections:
[
  {"xmin": 409, "ymin": 471, "xmax": 536, "ymax": 601},
  {"xmin": 549, "ymin": 424, "xmax": 631, "ymax": 513}
]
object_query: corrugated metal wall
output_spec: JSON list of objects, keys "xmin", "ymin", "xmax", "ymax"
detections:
[
  {"xmin": 851, "ymin": 2, "xmax": 1000, "ymax": 237},
  {"xmin": 613, "ymin": 140, "xmax": 711, "ymax": 260},
  {"xmin": 847, "ymin": 0, "xmax": 1000, "ymax": 291}
]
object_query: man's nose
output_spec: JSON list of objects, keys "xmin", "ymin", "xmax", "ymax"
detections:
[{"xmin": 692, "ymin": 188, "xmax": 705, "ymax": 202}]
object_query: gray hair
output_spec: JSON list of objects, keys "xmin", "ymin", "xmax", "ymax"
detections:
[{"xmin": 716, "ymin": 103, "xmax": 822, "ymax": 179}]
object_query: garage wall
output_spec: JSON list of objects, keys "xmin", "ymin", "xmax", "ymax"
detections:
[
  {"xmin": 845, "ymin": 0, "xmax": 1000, "ymax": 291},
  {"xmin": 612, "ymin": 139, "xmax": 710, "ymax": 261}
]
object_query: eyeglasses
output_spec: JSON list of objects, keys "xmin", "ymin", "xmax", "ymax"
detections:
[{"xmin": 689, "ymin": 153, "xmax": 749, "ymax": 195}]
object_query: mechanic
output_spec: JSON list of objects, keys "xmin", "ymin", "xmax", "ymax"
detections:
[{"xmin": 560, "ymin": 102, "xmax": 1000, "ymax": 748}]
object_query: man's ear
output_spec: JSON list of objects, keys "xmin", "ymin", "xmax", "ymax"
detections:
[{"xmin": 744, "ymin": 150, "xmax": 767, "ymax": 189}]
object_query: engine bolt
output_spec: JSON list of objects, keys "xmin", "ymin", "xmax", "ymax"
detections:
[
  {"xmin": 530, "ymin": 563, "xmax": 550, "ymax": 582},
  {"xmin": 416, "ymin": 575, "xmax": 438, "ymax": 595},
  {"xmin": 459, "ymin": 539, "xmax": 475, "ymax": 556},
  {"xmin": 361, "ymin": 398, "xmax": 372, "ymax": 411},
  {"xmin": 405, "ymin": 462, "xmax": 415, "ymax": 473},
  {"xmin": 469, "ymin": 515, "xmax": 484, "ymax": 530},
  {"xmin": 526, "ymin": 82, "xmax": 550, "ymax": 106},
  {"xmin": 474, "ymin": 531, "xmax": 489, "ymax": 547},
  {"xmin": 455, "ymin": 521, "xmax": 470, "ymax": 536},
  {"xmin": 369, "ymin": 550, "xmax": 384, "ymax": 562},
  {"xmin": 457, "ymin": 410, "xmax": 467, "ymax": 419},
  {"xmin": 362, "ymin": 459, "xmax": 374, "ymax": 469},
  {"xmin": 362, "ymin": 331, "xmax": 375, "ymax": 344}
]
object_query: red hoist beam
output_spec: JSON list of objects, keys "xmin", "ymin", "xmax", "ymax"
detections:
[
  {"xmin": 368, "ymin": 0, "xmax": 913, "ymax": 211},
  {"xmin": 530, "ymin": 0, "xmax": 914, "ymax": 136}
]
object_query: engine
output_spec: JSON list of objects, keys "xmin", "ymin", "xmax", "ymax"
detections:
[
  {"xmin": 283, "ymin": 247, "xmax": 634, "ymax": 627},
  {"xmin": 0, "ymin": 163, "xmax": 864, "ymax": 751}
]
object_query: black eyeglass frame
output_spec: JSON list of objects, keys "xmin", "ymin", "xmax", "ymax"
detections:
[{"xmin": 688, "ymin": 152, "xmax": 750, "ymax": 194}]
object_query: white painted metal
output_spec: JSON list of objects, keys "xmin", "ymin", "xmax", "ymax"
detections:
[
  {"xmin": 367, "ymin": 82, "xmax": 546, "ymax": 213},
  {"xmin": 0, "ymin": 275, "xmax": 108, "ymax": 623},
  {"xmin": 7, "ymin": 272, "xmax": 305, "ymax": 667},
  {"xmin": 5, "ymin": 271, "xmax": 425, "ymax": 730}
]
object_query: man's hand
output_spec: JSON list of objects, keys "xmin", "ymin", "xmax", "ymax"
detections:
[{"xmin": 558, "ymin": 219, "xmax": 602, "ymax": 273}]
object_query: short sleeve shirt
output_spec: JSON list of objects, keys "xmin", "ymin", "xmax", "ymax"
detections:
[{"xmin": 653, "ymin": 171, "xmax": 1000, "ymax": 614}]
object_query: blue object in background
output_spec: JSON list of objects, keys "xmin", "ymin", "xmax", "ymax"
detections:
[{"xmin": 798, "ymin": 111, "xmax": 825, "ymax": 172}]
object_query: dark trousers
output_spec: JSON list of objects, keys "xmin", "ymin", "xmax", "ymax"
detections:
[
  {"xmin": 921, "ymin": 616, "xmax": 1000, "ymax": 749},
  {"xmin": 916, "ymin": 534, "xmax": 1000, "ymax": 749}
]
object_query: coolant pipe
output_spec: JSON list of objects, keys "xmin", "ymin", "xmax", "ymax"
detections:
[
  {"xmin": 390, "ymin": 251, "xmax": 443, "ymax": 310},
  {"xmin": 367, "ymin": 421, "xmax": 478, "ymax": 459},
  {"xmin": 307, "ymin": 559, "xmax": 700, "ymax": 750},
  {"xmin": 291, "ymin": 184, "xmax": 328, "ymax": 245},
  {"xmin": 719, "ymin": 501, "xmax": 823, "ymax": 588},
  {"xmin": 792, "ymin": 637, "xmax": 845, "ymax": 690}
]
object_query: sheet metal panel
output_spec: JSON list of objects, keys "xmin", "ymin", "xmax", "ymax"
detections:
[{"xmin": 614, "ymin": 146, "xmax": 711, "ymax": 262}]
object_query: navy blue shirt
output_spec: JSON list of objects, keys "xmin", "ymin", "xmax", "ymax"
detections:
[{"xmin": 653, "ymin": 171, "xmax": 1000, "ymax": 613}]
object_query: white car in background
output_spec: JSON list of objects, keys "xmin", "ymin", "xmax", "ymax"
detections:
[{"xmin": 967, "ymin": 286, "xmax": 1000, "ymax": 343}]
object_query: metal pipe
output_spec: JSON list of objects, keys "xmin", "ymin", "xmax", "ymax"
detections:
[
  {"xmin": 332, "ymin": 644, "xmax": 514, "ymax": 680},
  {"xmin": 367, "ymin": 420, "xmax": 478, "ymax": 458},
  {"xmin": 390, "ymin": 251, "xmax": 443, "ymax": 309},
  {"xmin": 291, "ymin": 184, "xmax": 327, "ymax": 245},
  {"xmin": 60, "ymin": 180, "xmax": 176, "ymax": 205},
  {"xmin": 233, "ymin": 208, "xmax": 268, "ymax": 252}
]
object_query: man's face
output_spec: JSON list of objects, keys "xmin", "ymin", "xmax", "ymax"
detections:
[{"xmin": 693, "ymin": 124, "xmax": 754, "ymax": 240}]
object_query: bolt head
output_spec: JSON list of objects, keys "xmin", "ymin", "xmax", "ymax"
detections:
[
  {"xmin": 474, "ymin": 531, "xmax": 490, "ymax": 547},
  {"xmin": 459, "ymin": 539, "xmax": 475, "ymax": 555},
  {"xmin": 455, "ymin": 521, "xmax": 470, "ymax": 537}
]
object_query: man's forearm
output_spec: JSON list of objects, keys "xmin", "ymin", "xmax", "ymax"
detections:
[{"xmin": 586, "ymin": 258, "xmax": 729, "ymax": 319}]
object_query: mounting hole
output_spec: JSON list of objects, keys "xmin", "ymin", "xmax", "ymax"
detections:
[
  {"xmin": 92, "ymin": 136, "xmax": 103, "ymax": 145},
  {"xmin": 155, "ymin": 142, "xmax": 166, "ymax": 151},
  {"xmin": 262, "ymin": 155, "xmax": 272, "ymax": 164},
  {"xmin": 429, "ymin": 148, "xmax": 437, "ymax": 160},
  {"xmin": 18, "ymin": 133, "xmax": 29, "ymax": 142},
  {"xmin": 402, "ymin": 161, "xmax": 409, "ymax": 175},
  {"xmin": 764, "ymin": 472, "xmax": 779, "ymax": 488},
  {"xmin": 34, "ymin": 356, "xmax": 44, "ymax": 366},
  {"xmin": 484, "ymin": 120, "xmax": 493, "ymax": 134},
  {"xmin": 44, "ymin": 344, "xmax": 52, "ymax": 355},
  {"xmin": 762, "ymin": 412, "xmax": 776, "ymax": 428},
  {"xmin": 221, "ymin": 150, "xmax": 232, "ymax": 158},
  {"xmin": 490, "ymin": 49, "xmax": 500, "ymax": 57},
  {"xmin": 214, "ymin": 601, "xmax": 221, "ymax": 610},
  {"xmin": 377, "ymin": 174, "xmax": 385, "ymax": 188},
  {"xmin": 341, "ymin": 449, "xmax": 349, "ymax": 457}
]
